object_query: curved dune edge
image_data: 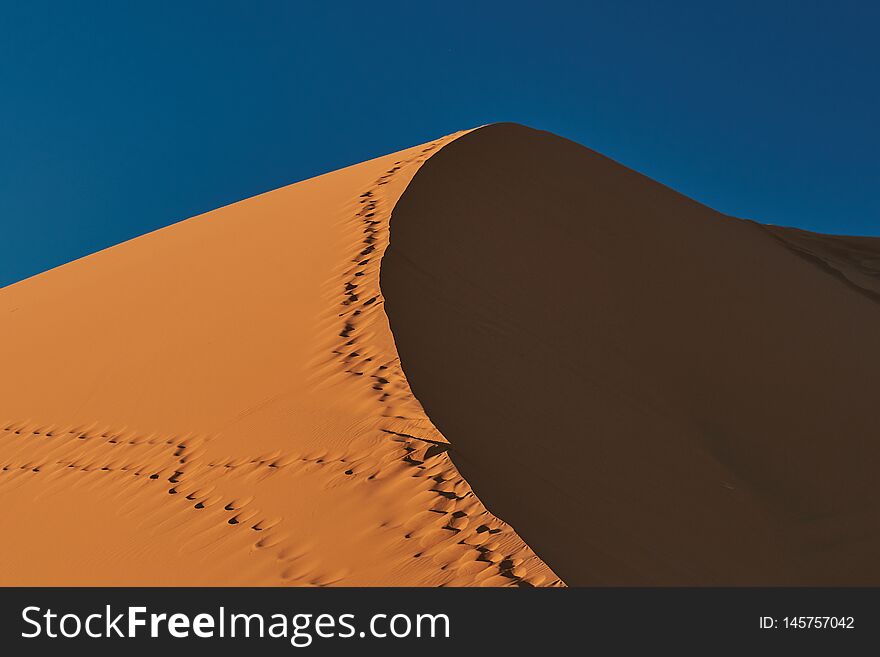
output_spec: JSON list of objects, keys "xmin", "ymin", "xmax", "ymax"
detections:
[
  {"xmin": 382, "ymin": 123, "xmax": 880, "ymax": 586},
  {"xmin": 0, "ymin": 127, "xmax": 562, "ymax": 586}
]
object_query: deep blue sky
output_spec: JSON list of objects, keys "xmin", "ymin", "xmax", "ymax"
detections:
[{"xmin": 1, "ymin": 1, "xmax": 878, "ymax": 287}]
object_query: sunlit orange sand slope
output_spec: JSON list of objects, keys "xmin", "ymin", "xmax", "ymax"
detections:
[
  {"xmin": 0, "ymin": 128, "xmax": 560, "ymax": 586},
  {"xmin": 3, "ymin": 123, "xmax": 879, "ymax": 587}
]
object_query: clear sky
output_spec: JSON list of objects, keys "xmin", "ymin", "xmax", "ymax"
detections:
[{"xmin": 1, "ymin": 1, "xmax": 877, "ymax": 287}]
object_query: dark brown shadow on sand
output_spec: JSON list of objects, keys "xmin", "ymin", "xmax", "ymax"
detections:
[{"xmin": 381, "ymin": 123, "xmax": 880, "ymax": 585}]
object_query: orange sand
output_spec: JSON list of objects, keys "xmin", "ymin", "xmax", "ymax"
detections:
[{"xmin": 0, "ymin": 129, "xmax": 559, "ymax": 586}]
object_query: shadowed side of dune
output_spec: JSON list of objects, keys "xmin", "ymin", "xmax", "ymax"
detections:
[{"xmin": 381, "ymin": 123, "xmax": 880, "ymax": 585}]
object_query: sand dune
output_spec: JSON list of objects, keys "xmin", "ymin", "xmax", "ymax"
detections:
[{"xmin": 2, "ymin": 122, "xmax": 877, "ymax": 586}]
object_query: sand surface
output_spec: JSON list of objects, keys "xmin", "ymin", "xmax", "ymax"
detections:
[{"xmin": 2, "ymin": 122, "xmax": 878, "ymax": 586}]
